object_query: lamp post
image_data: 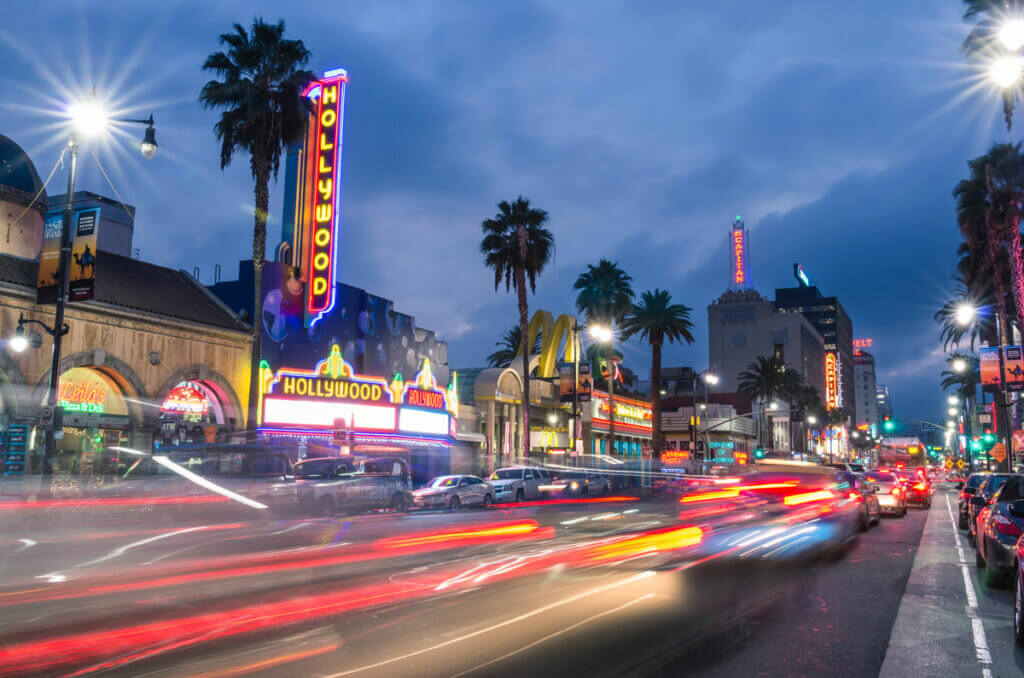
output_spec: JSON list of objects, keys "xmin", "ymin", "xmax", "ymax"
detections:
[
  {"xmin": 701, "ymin": 371, "xmax": 718, "ymax": 469},
  {"xmin": 589, "ymin": 324, "xmax": 615, "ymax": 457},
  {"xmin": 955, "ymin": 302, "xmax": 1010, "ymax": 472},
  {"xmin": 14, "ymin": 100, "xmax": 158, "ymax": 477}
]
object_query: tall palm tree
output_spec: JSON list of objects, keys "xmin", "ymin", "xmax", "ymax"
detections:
[
  {"xmin": 487, "ymin": 325, "xmax": 542, "ymax": 368},
  {"xmin": 963, "ymin": 1, "xmax": 1023, "ymax": 130},
  {"xmin": 621, "ymin": 289, "xmax": 695, "ymax": 456},
  {"xmin": 953, "ymin": 144, "xmax": 1024, "ymax": 344},
  {"xmin": 574, "ymin": 260, "xmax": 634, "ymax": 455},
  {"xmin": 480, "ymin": 197, "xmax": 554, "ymax": 457},
  {"xmin": 934, "ymin": 275, "xmax": 996, "ymax": 350},
  {"xmin": 200, "ymin": 18, "xmax": 315, "ymax": 429},
  {"xmin": 738, "ymin": 355, "xmax": 786, "ymax": 448}
]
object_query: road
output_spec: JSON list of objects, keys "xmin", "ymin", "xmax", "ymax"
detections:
[{"xmin": 1, "ymin": 482, "xmax": 1021, "ymax": 676}]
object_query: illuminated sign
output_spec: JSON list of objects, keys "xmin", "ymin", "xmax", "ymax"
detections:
[
  {"xmin": 661, "ymin": 450, "xmax": 690, "ymax": 465},
  {"xmin": 732, "ymin": 228, "xmax": 745, "ymax": 285},
  {"xmin": 304, "ymin": 70, "xmax": 348, "ymax": 324},
  {"xmin": 853, "ymin": 338, "xmax": 873, "ymax": 349},
  {"xmin": 260, "ymin": 344, "xmax": 456, "ymax": 443},
  {"xmin": 58, "ymin": 381, "xmax": 106, "ymax": 414},
  {"xmin": 825, "ymin": 352, "xmax": 838, "ymax": 409},
  {"xmin": 793, "ymin": 263, "xmax": 810, "ymax": 287},
  {"xmin": 593, "ymin": 393, "xmax": 653, "ymax": 436},
  {"xmin": 161, "ymin": 384, "xmax": 210, "ymax": 418}
]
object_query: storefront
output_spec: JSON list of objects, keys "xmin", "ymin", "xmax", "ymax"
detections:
[
  {"xmin": 51, "ymin": 367, "xmax": 133, "ymax": 481},
  {"xmin": 156, "ymin": 380, "xmax": 235, "ymax": 448},
  {"xmin": 588, "ymin": 391, "xmax": 653, "ymax": 457}
]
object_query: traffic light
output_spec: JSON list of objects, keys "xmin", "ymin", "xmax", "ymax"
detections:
[
  {"xmin": 883, "ymin": 418, "xmax": 895, "ymax": 432},
  {"xmin": 754, "ymin": 447, "xmax": 766, "ymax": 459},
  {"xmin": 983, "ymin": 433, "xmax": 995, "ymax": 444}
]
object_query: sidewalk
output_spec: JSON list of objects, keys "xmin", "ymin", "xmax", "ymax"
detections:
[{"xmin": 879, "ymin": 489, "xmax": 1020, "ymax": 678}]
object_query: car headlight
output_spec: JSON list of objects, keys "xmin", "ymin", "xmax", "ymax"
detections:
[{"xmin": 570, "ymin": 482, "xmax": 579, "ymax": 490}]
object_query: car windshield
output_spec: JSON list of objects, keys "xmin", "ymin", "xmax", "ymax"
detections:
[
  {"xmin": 490, "ymin": 469, "xmax": 522, "ymax": 480},
  {"xmin": 848, "ymin": 464, "xmax": 866, "ymax": 473},
  {"xmin": 983, "ymin": 475, "xmax": 1011, "ymax": 496},
  {"xmin": 429, "ymin": 476, "xmax": 458, "ymax": 488},
  {"xmin": 864, "ymin": 471, "xmax": 897, "ymax": 483},
  {"xmin": 295, "ymin": 459, "xmax": 334, "ymax": 479}
]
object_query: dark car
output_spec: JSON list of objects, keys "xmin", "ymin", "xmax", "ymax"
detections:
[
  {"xmin": 969, "ymin": 474, "xmax": 1015, "ymax": 544},
  {"xmin": 1013, "ymin": 527, "xmax": 1024, "ymax": 645},
  {"xmin": 975, "ymin": 475, "xmax": 1024, "ymax": 588},
  {"xmin": 548, "ymin": 470, "xmax": 611, "ymax": 497},
  {"xmin": 836, "ymin": 471, "xmax": 880, "ymax": 531},
  {"xmin": 892, "ymin": 469, "xmax": 931, "ymax": 508},
  {"xmin": 958, "ymin": 473, "xmax": 990, "ymax": 529}
]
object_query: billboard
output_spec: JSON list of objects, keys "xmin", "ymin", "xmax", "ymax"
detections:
[
  {"xmin": 68, "ymin": 208, "xmax": 99, "ymax": 302},
  {"xmin": 980, "ymin": 346, "xmax": 1002, "ymax": 391},
  {"xmin": 1004, "ymin": 345, "xmax": 1024, "ymax": 391},
  {"xmin": 36, "ymin": 211, "xmax": 63, "ymax": 304}
]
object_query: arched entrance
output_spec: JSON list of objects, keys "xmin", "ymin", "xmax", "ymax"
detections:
[
  {"xmin": 52, "ymin": 366, "xmax": 135, "ymax": 479},
  {"xmin": 154, "ymin": 367, "xmax": 241, "ymax": 448}
]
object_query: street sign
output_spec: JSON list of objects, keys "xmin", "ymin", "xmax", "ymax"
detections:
[
  {"xmin": 956, "ymin": 459, "xmax": 966, "ymax": 469},
  {"xmin": 991, "ymin": 442, "xmax": 1008, "ymax": 464},
  {"xmin": 945, "ymin": 459, "xmax": 954, "ymax": 469}
]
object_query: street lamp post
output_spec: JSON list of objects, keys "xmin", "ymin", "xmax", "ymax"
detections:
[
  {"xmin": 589, "ymin": 324, "xmax": 614, "ymax": 457},
  {"xmin": 14, "ymin": 102, "xmax": 158, "ymax": 477},
  {"xmin": 955, "ymin": 302, "xmax": 1011, "ymax": 472}
]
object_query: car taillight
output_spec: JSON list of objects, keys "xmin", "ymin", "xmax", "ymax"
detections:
[
  {"xmin": 891, "ymin": 487, "xmax": 902, "ymax": 496},
  {"xmin": 914, "ymin": 482, "xmax": 926, "ymax": 491},
  {"xmin": 848, "ymin": 491, "xmax": 862, "ymax": 502},
  {"xmin": 994, "ymin": 513, "xmax": 1023, "ymax": 537}
]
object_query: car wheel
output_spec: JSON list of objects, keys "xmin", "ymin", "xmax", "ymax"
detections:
[
  {"xmin": 859, "ymin": 508, "xmax": 869, "ymax": 532},
  {"xmin": 899, "ymin": 505, "xmax": 906, "ymax": 518},
  {"xmin": 515, "ymin": 489, "xmax": 525, "ymax": 503},
  {"xmin": 449, "ymin": 495, "xmax": 461, "ymax": 511},
  {"xmin": 392, "ymin": 493, "xmax": 409, "ymax": 513},
  {"xmin": 976, "ymin": 542, "xmax": 986, "ymax": 568},
  {"xmin": 958, "ymin": 512, "xmax": 968, "ymax": 530},
  {"xmin": 482, "ymin": 494, "xmax": 493, "ymax": 508},
  {"xmin": 983, "ymin": 548, "xmax": 1006, "ymax": 588},
  {"xmin": 1014, "ymin": 569, "xmax": 1024, "ymax": 647}
]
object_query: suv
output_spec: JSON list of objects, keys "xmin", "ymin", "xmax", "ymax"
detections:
[
  {"xmin": 487, "ymin": 466, "xmax": 549, "ymax": 502},
  {"xmin": 975, "ymin": 475, "xmax": 1024, "ymax": 587},
  {"xmin": 303, "ymin": 457, "xmax": 413, "ymax": 515},
  {"xmin": 295, "ymin": 457, "xmax": 355, "ymax": 515}
]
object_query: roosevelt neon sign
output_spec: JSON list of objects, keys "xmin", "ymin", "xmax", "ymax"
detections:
[{"xmin": 305, "ymin": 70, "xmax": 348, "ymax": 323}]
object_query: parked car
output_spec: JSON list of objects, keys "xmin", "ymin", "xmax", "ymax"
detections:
[
  {"xmin": 295, "ymin": 457, "xmax": 355, "ymax": 515},
  {"xmin": 299, "ymin": 457, "xmax": 413, "ymax": 515},
  {"xmin": 974, "ymin": 474, "xmax": 1024, "ymax": 587},
  {"xmin": 837, "ymin": 471, "xmax": 881, "ymax": 531},
  {"xmin": 1013, "ymin": 526, "xmax": 1024, "ymax": 645},
  {"xmin": 862, "ymin": 470, "xmax": 907, "ymax": 517},
  {"xmin": 412, "ymin": 475, "xmax": 493, "ymax": 510},
  {"xmin": 969, "ymin": 474, "xmax": 1015, "ymax": 544},
  {"xmin": 487, "ymin": 466, "xmax": 550, "ymax": 502},
  {"xmin": 158, "ymin": 448, "xmax": 299, "ymax": 514},
  {"xmin": 957, "ymin": 473, "xmax": 989, "ymax": 529},
  {"xmin": 827, "ymin": 462, "xmax": 868, "ymax": 474}
]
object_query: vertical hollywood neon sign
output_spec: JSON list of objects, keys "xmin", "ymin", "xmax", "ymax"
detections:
[
  {"xmin": 825, "ymin": 352, "xmax": 838, "ymax": 409},
  {"xmin": 730, "ymin": 216, "xmax": 750, "ymax": 291},
  {"xmin": 305, "ymin": 69, "xmax": 348, "ymax": 325}
]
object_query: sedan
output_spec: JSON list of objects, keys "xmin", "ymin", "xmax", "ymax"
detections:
[
  {"xmin": 958, "ymin": 473, "xmax": 990, "ymax": 529},
  {"xmin": 969, "ymin": 474, "xmax": 1015, "ymax": 544},
  {"xmin": 863, "ymin": 470, "xmax": 906, "ymax": 517},
  {"xmin": 838, "ymin": 472, "xmax": 880, "ymax": 531},
  {"xmin": 411, "ymin": 475, "xmax": 493, "ymax": 510},
  {"xmin": 975, "ymin": 475, "xmax": 1024, "ymax": 587}
]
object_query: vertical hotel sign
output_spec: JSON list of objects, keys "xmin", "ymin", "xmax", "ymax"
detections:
[
  {"xmin": 825, "ymin": 352, "xmax": 838, "ymax": 409},
  {"xmin": 305, "ymin": 69, "xmax": 348, "ymax": 325},
  {"xmin": 730, "ymin": 216, "xmax": 750, "ymax": 290}
]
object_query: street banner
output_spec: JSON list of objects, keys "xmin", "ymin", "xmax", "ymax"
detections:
[
  {"xmin": 68, "ymin": 208, "xmax": 99, "ymax": 302},
  {"xmin": 1013, "ymin": 430, "xmax": 1024, "ymax": 455},
  {"xmin": 577, "ymin": 361, "xmax": 592, "ymax": 403},
  {"xmin": 980, "ymin": 347, "xmax": 1002, "ymax": 392},
  {"xmin": 1005, "ymin": 346, "xmax": 1024, "ymax": 391},
  {"xmin": 36, "ymin": 211, "xmax": 63, "ymax": 304},
  {"xmin": 558, "ymin": 362, "xmax": 574, "ymax": 403}
]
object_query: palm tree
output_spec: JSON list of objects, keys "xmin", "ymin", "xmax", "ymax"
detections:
[
  {"xmin": 963, "ymin": 1, "xmax": 1023, "ymax": 130},
  {"xmin": 738, "ymin": 355, "xmax": 786, "ymax": 448},
  {"xmin": 934, "ymin": 275, "xmax": 996, "ymax": 350},
  {"xmin": 621, "ymin": 289, "xmax": 695, "ymax": 456},
  {"xmin": 574, "ymin": 260, "xmax": 635, "ymax": 455},
  {"xmin": 200, "ymin": 18, "xmax": 315, "ymax": 429},
  {"xmin": 779, "ymin": 367, "xmax": 806, "ymax": 452},
  {"xmin": 480, "ymin": 197, "xmax": 554, "ymax": 457},
  {"xmin": 953, "ymin": 144, "xmax": 1024, "ymax": 344},
  {"xmin": 487, "ymin": 325, "xmax": 542, "ymax": 368}
]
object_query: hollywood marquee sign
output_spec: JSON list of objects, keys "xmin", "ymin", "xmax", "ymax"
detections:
[{"xmin": 259, "ymin": 344, "xmax": 458, "ymax": 444}]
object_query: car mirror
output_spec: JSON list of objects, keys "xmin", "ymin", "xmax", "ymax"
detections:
[{"xmin": 1008, "ymin": 501, "xmax": 1024, "ymax": 518}]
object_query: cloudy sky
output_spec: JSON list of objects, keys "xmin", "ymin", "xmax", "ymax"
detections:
[{"xmin": 0, "ymin": 1, "xmax": 1012, "ymax": 422}]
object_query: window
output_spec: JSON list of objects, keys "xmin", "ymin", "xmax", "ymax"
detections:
[
  {"xmin": 997, "ymin": 478, "xmax": 1023, "ymax": 502},
  {"xmin": 524, "ymin": 470, "xmax": 534, "ymax": 480}
]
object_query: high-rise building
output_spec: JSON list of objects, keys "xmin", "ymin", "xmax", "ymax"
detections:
[
  {"xmin": 853, "ymin": 350, "xmax": 878, "ymax": 431},
  {"xmin": 774, "ymin": 283, "xmax": 854, "ymax": 414},
  {"xmin": 876, "ymin": 384, "xmax": 893, "ymax": 422}
]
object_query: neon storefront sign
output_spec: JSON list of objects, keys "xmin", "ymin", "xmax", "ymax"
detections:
[
  {"xmin": 825, "ymin": 352, "xmax": 838, "ymax": 409},
  {"xmin": 59, "ymin": 381, "xmax": 106, "ymax": 414},
  {"xmin": 304, "ymin": 69, "xmax": 348, "ymax": 325},
  {"xmin": 260, "ymin": 344, "xmax": 457, "ymax": 443},
  {"xmin": 161, "ymin": 384, "xmax": 210, "ymax": 418}
]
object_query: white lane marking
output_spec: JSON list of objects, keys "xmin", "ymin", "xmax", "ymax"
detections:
[
  {"xmin": 321, "ymin": 570, "xmax": 657, "ymax": 677},
  {"xmin": 451, "ymin": 593, "xmax": 656, "ymax": 678},
  {"xmin": 944, "ymin": 494, "xmax": 992, "ymax": 668},
  {"xmin": 73, "ymin": 525, "xmax": 215, "ymax": 569}
]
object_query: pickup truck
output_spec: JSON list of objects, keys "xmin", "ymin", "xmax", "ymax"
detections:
[{"xmin": 298, "ymin": 457, "xmax": 413, "ymax": 515}]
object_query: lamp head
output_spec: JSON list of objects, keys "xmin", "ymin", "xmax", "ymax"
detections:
[
  {"xmin": 140, "ymin": 122, "xmax": 158, "ymax": 159},
  {"xmin": 68, "ymin": 99, "xmax": 108, "ymax": 138}
]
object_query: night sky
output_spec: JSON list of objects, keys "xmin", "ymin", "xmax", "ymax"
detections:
[{"xmin": 0, "ymin": 1, "xmax": 1011, "ymax": 423}]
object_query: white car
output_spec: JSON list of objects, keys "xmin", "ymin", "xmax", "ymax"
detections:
[
  {"xmin": 412, "ymin": 475, "xmax": 493, "ymax": 510},
  {"xmin": 487, "ymin": 466, "xmax": 550, "ymax": 503}
]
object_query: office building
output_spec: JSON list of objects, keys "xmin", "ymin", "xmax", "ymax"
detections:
[{"xmin": 854, "ymin": 349, "xmax": 878, "ymax": 432}]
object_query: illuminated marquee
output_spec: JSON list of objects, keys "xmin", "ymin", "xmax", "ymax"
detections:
[
  {"xmin": 58, "ymin": 381, "xmax": 106, "ymax": 414},
  {"xmin": 732, "ymin": 229, "xmax": 745, "ymax": 285},
  {"xmin": 304, "ymin": 70, "xmax": 348, "ymax": 324},
  {"xmin": 260, "ymin": 344, "xmax": 457, "ymax": 443},
  {"xmin": 161, "ymin": 384, "xmax": 210, "ymax": 418},
  {"xmin": 593, "ymin": 393, "xmax": 653, "ymax": 436},
  {"xmin": 825, "ymin": 352, "xmax": 838, "ymax": 409}
]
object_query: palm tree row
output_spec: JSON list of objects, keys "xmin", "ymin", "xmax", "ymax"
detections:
[{"xmin": 737, "ymin": 355, "xmax": 830, "ymax": 450}]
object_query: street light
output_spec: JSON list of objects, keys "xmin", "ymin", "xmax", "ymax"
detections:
[
  {"xmin": 955, "ymin": 303, "xmax": 977, "ymax": 327},
  {"xmin": 588, "ymin": 323, "xmax": 616, "ymax": 457},
  {"xmin": 952, "ymin": 358, "xmax": 968, "ymax": 373},
  {"xmin": 546, "ymin": 412, "xmax": 558, "ymax": 425},
  {"xmin": 1000, "ymin": 19, "xmax": 1024, "ymax": 51},
  {"xmin": 806, "ymin": 415, "xmax": 818, "ymax": 426},
  {"xmin": 589, "ymin": 325, "xmax": 612, "ymax": 343},
  {"xmin": 703, "ymin": 373, "xmax": 719, "ymax": 386},
  {"xmin": 990, "ymin": 56, "xmax": 1023, "ymax": 89},
  {"xmin": 768, "ymin": 401, "xmax": 779, "ymax": 411},
  {"xmin": 948, "ymin": 395, "xmax": 959, "ymax": 406},
  {"xmin": 948, "ymin": 407, "xmax": 958, "ymax": 417}
]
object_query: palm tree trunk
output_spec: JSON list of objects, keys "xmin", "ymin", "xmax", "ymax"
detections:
[
  {"xmin": 1010, "ymin": 214, "xmax": 1024, "ymax": 341},
  {"xmin": 516, "ymin": 224, "xmax": 530, "ymax": 461},
  {"xmin": 248, "ymin": 163, "xmax": 270, "ymax": 432},
  {"xmin": 607, "ymin": 343, "xmax": 615, "ymax": 455},
  {"xmin": 651, "ymin": 339, "xmax": 662, "ymax": 456}
]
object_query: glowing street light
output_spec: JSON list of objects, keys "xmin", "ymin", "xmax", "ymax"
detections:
[
  {"xmin": 952, "ymin": 358, "xmax": 968, "ymax": 373},
  {"xmin": 768, "ymin": 401, "xmax": 779, "ymax": 411},
  {"xmin": 68, "ymin": 100, "xmax": 109, "ymax": 138},
  {"xmin": 703, "ymin": 372, "xmax": 719, "ymax": 385},
  {"xmin": 8, "ymin": 328, "xmax": 28, "ymax": 353},
  {"xmin": 990, "ymin": 56, "xmax": 1024, "ymax": 89},
  {"xmin": 589, "ymin": 325, "xmax": 612, "ymax": 343},
  {"xmin": 948, "ymin": 407, "xmax": 958, "ymax": 417},
  {"xmin": 546, "ymin": 412, "xmax": 558, "ymax": 425},
  {"xmin": 999, "ymin": 18, "xmax": 1024, "ymax": 51},
  {"xmin": 948, "ymin": 395, "xmax": 959, "ymax": 405},
  {"xmin": 806, "ymin": 415, "xmax": 818, "ymax": 426},
  {"xmin": 955, "ymin": 303, "xmax": 977, "ymax": 327}
]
